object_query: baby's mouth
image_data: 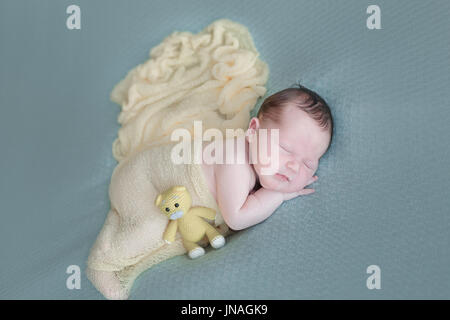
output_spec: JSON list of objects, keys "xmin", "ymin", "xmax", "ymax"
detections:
[{"xmin": 275, "ymin": 173, "xmax": 290, "ymax": 182}]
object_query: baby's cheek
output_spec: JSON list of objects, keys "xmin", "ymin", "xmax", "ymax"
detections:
[
  {"xmin": 259, "ymin": 174, "xmax": 280, "ymax": 190},
  {"xmin": 276, "ymin": 153, "xmax": 289, "ymax": 168},
  {"xmin": 259, "ymin": 146, "xmax": 282, "ymax": 170}
]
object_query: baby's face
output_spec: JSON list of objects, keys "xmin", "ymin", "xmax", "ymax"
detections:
[{"xmin": 248, "ymin": 104, "xmax": 330, "ymax": 193}]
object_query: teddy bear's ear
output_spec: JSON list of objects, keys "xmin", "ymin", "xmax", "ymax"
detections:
[
  {"xmin": 173, "ymin": 186, "xmax": 186, "ymax": 192},
  {"xmin": 155, "ymin": 194, "xmax": 162, "ymax": 206}
]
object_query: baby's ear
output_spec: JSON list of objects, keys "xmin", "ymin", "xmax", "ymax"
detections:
[
  {"xmin": 246, "ymin": 117, "xmax": 259, "ymax": 143},
  {"xmin": 155, "ymin": 194, "xmax": 162, "ymax": 206},
  {"xmin": 247, "ymin": 117, "xmax": 260, "ymax": 131}
]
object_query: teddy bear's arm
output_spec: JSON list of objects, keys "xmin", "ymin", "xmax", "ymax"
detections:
[
  {"xmin": 190, "ymin": 207, "xmax": 216, "ymax": 221},
  {"xmin": 163, "ymin": 220, "xmax": 178, "ymax": 243}
]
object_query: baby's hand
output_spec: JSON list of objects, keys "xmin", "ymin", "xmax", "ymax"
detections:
[{"xmin": 282, "ymin": 175, "xmax": 318, "ymax": 201}]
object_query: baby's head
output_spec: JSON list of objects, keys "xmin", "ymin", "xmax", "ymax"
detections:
[{"xmin": 246, "ymin": 83, "xmax": 334, "ymax": 193}]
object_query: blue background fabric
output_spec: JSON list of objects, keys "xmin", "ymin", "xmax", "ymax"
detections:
[{"xmin": 1, "ymin": 0, "xmax": 449, "ymax": 299}]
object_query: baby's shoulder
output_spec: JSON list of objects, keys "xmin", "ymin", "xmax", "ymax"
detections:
[{"xmin": 214, "ymin": 159, "xmax": 256, "ymax": 193}]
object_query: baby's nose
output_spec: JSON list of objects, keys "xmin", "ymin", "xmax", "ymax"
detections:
[{"xmin": 286, "ymin": 161, "xmax": 299, "ymax": 173}]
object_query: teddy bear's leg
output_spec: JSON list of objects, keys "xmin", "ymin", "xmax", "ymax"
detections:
[
  {"xmin": 204, "ymin": 222, "xmax": 226, "ymax": 249},
  {"xmin": 183, "ymin": 239, "xmax": 205, "ymax": 259}
]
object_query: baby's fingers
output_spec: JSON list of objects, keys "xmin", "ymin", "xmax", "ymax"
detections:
[
  {"xmin": 306, "ymin": 175, "xmax": 319, "ymax": 186},
  {"xmin": 298, "ymin": 188, "xmax": 315, "ymax": 195}
]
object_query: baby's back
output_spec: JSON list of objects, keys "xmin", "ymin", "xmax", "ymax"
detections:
[{"xmin": 200, "ymin": 135, "xmax": 257, "ymax": 206}]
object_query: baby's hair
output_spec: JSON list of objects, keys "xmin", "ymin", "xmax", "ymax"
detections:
[{"xmin": 257, "ymin": 81, "xmax": 334, "ymax": 153}]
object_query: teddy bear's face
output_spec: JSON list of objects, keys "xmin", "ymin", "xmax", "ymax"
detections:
[{"xmin": 155, "ymin": 186, "xmax": 192, "ymax": 220}]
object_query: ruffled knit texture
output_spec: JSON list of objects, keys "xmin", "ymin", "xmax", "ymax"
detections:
[{"xmin": 110, "ymin": 18, "xmax": 269, "ymax": 162}]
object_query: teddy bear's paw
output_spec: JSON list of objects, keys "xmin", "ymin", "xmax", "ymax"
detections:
[
  {"xmin": 210, "ymin": 235, "xmax": 226, "ymax": 249},
  {"xmin": 188, "ymin": 247, "xmax": 205, "ymax": 259}
]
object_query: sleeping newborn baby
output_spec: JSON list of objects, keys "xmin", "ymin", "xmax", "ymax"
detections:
[
  {"xmin": 203, "ymin": 84, "xmax": 333, "ymax": 230},
  {"xmin": 86, "ymin": 84, "xmax": 334, "ymax": 299}
]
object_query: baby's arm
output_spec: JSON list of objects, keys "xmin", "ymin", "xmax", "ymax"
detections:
[
  {"xmin": 216, "ymin": 164, "xmax": 318, "ymax": 231},
  {"xmin": 215, "ymin": 164, "xmax": 278, "ymax": 230}
]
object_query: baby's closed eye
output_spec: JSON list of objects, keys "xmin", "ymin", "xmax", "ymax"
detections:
[
  {"xmin": 279, "ymin": 145, "xmax": 291, "ymax": 154},
  {"xmin": 304, "ymin": 160, "xmax": 316, "ymax": 170}
]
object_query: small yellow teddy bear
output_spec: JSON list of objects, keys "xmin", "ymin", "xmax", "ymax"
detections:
[{"xmin": 155, "ymin": 185, "xmax": 226, "ymax": 259}]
